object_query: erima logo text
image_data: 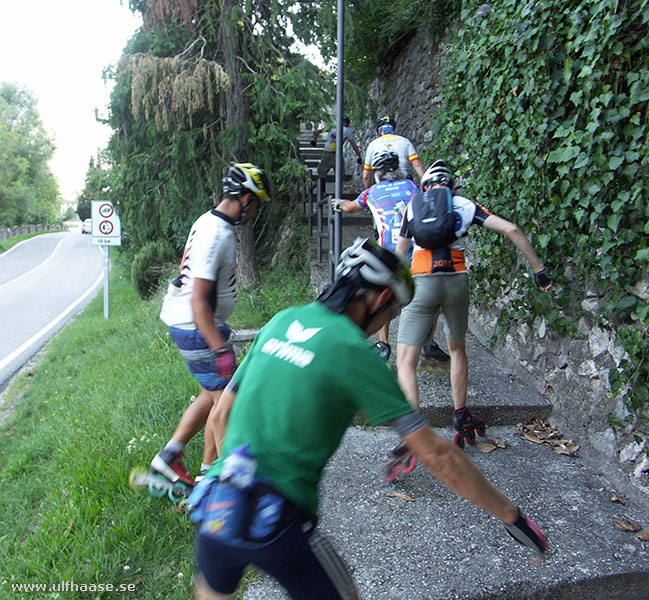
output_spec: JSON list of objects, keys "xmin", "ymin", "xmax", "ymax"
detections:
[{"xmin": 261, "ymin": 320, "xmax": 320, "ymax": 368}]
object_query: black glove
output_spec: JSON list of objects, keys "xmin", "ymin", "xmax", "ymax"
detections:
[
  {"xmin": 310, "ymin": 139, "xmax": 316, "ymax": 147},
  {"xmin": 504, "ymin": 508, "xmax": 548, "ymax": 555},
  {"xmin": 533, "ymin": 268, "xmax": 553, "ymax": 289},
  {"xmin": 357, "ymin": 157, "xmax": 363, "ymax": 165}
]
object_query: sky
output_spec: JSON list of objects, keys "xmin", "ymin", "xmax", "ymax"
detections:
[{"xmin": 0, "ymin": 0, "xmax": 142, "ymax": 203}]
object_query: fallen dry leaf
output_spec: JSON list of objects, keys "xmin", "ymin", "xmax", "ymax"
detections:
[
  {"xmin": 613, "ymin": 518, "xmax": 642, "ymax": 532},
  {"xmin": 65, "ymin": 519, "xmax": 74, "ymax": 536},
  {"xmin": 387, "ymin": 493, "xmax": 414, "ymax": 502},
  {"xmin": 494, "ymin": 439, "xmax": 508, "ymax": 449},
  {"xmin": 476, "ymin": 441, "xmax": 497, "ymax": 454},
  {"xmin": 610, "ymin": 492, "xmax": 627, "ymax": 506},
  {"xmin": 523, "ymin": 432, "xmax": 544, "ymax": 444},
  {"xmin": 636, "ymin": 528, "xmax": 649, "ymax": 541},
  {"xmin": 517, "ymin": 417, "xmax": 579, "ymax": 457}
]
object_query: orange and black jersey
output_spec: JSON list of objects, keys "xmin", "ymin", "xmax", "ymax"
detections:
[{"xmin": 399, "ymin": 194, "xmax": 492, "ymax": 275}]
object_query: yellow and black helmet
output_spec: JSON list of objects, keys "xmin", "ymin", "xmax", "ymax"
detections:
[{"xmin": 222, "ymin": 163, "xmax": 272, "ymax": 203}]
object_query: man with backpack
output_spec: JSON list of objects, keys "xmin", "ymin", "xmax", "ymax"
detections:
[{"xmin": 393, "ymin": 160, "xmax": 552, "ymax": 462}]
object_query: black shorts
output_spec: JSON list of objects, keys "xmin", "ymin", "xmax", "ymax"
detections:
[{"xmin": 197, "ymin": 519, "xmax": 355, "ymax": 599}]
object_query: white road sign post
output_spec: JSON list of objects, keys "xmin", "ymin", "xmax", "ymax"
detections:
[{"xmin": 91, "ymin": 201, "xmax": 122, "ymax": 319}]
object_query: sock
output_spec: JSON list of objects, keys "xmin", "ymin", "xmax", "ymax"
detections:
[
  {"xmin": 200, "ymin": 463, "xmax": 212, "ymax": 473},
  {"xmin": 164, "ymin": 440, "xmax": 185, "ymax": 455}
]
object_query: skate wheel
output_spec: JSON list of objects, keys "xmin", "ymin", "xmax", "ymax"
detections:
[
  {"xmin": 149, "ymin": 475, "xmax": 169, "ymax": 498},
  {"xmin": 168, "ymin": 482, "xmax": 191, "ymax": 503},
  {"xmin": 129, "ymin": 467, "xmax": 147, "ymax": 492},
  {"xmin": 465, "ymin": 429, "xmax": 476, "ymax": 445},
  {"xmin": 176, "ymin": 498, "xmax": 189, "ymax": 513},
  {"xmin": 476, "ymin": 421, "xmax": 486, "ymax": 437},
  {"xmin": 453, "ymin": 432, "xmax": 465, "ymax": 449},
  {"xmin": 400, "ymin": 453, "xmax": 417, "ymax": 475},
  {"xmin": 382, "ymin": 462, "xmax": 399, "ymax": 483}
]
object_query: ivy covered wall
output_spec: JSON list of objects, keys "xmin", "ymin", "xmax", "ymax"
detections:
[{"xmin": 363, "ymin": 0, "xmax": 648, "ymax": 472}]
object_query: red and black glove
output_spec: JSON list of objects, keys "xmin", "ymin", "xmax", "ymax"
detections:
[
  {"xmin": 504, "ymin": 508, "xmax": 548, "ymax": 555},
  {"xmin": 215, "ymin": 347, "xmax": 236, "ymax": 379}
]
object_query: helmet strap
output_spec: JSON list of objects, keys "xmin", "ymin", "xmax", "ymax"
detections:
[
  {"xmin": 360, "ymin": 291, "xmax": 394, "ymax": 332},
  {"xmin": 233, "ymin": 193, "xmax": 258, "ymax": 225}
]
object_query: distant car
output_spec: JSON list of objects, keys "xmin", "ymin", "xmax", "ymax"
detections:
[{"xmin": 81, "ymin": 218, "xmax": 92, "ymax": 234}]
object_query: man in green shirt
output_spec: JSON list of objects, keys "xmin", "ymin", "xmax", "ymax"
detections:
[{"xmin": 190, "ymin": 238, "xmax": 547, "ymax": 600}]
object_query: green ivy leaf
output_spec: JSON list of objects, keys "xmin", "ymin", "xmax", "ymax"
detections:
[
  {"xmin": 607, "ymin": 213, "xmax": 622, "ymax": 231},
  {"xmin": 548, "ymin": 145, "xmax": 579, "ymax": 163},
  {"xmin": 609, "ymin": 156, "xmax": 624, "ymax": 170},
  {"xmin": 635, "ymin": 248, "xmax": 649, "ymax": 262}
]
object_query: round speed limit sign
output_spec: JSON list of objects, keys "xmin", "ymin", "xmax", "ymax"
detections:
[{"xmin": 99, "ymin": 220, "xmax": 114, "ymax": 235}]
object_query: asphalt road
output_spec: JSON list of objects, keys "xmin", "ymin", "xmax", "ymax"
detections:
[{"xmin": 0, "ymin": 228, "xmax": 105, "ymax": 391}]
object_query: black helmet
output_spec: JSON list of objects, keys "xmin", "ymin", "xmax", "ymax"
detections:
[
  {"xmin": 371, "ymin": 150, "xmax": 400, "ymax": 172},
  {"xmin": 376, "ymin": 115, "xmax": 396, "ymax": 134},
  {"xmin": 222, "ymin": 163, "xmax": 272, "ymax": 202},
  {"xmin": 421, "ymin": 160, "xmax": 454, "ymax": 188},
  {"xmin": 343, "ymin": 115, "xmax": 350, "ymax": 126}
]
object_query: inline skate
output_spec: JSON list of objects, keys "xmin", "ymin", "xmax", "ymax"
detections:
[{"xmin": 453, "ymin": 407, "xmax": 486, "ymax": 448}]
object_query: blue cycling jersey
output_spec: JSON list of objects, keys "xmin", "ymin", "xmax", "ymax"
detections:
[{"xmin": 356, "ymin": 179, "xmax": 420, "ymax": 251}]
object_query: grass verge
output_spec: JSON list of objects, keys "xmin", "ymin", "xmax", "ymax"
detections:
[
  {"xmin": 0, "ymin": 261, "xmax": 315, "ymax": 599},
  {"xmin": 0, "ymin": 228, "xmax": 72, "ymax": 255}
]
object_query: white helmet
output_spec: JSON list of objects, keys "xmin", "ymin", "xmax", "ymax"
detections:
[
  {"xmin": 421, "ymin": 160, "xmax": 454, "ymax": 188},
  {"xmin": 336, "ymin": 238, "xmax": 414, "ymax": 306}
]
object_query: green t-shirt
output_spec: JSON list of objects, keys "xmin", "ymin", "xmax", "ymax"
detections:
[{"xmin": 210, "ymin": 301, "xmax": 413, "ymax": 516}]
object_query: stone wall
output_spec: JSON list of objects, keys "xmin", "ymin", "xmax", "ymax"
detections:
[{"xmin": 352, "ymin": 27, "xmax": 648, "ymax": 493}]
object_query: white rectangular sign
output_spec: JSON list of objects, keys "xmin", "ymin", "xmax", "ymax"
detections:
[{"xmin": 91, "ymin": 201, "xmax": 122, "ymax": 246}]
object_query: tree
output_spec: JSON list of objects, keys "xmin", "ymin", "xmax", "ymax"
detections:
[
  {"xmin": 76, "ymin": 155, "xmax": 113, "ymax": 221},
  {"xmin": 107, "ymin": 1, "xmax": 334, "ymax": 286},
  {"xmin": 0, "ymin": 83, "xmax": 60, "ymax": 227}
]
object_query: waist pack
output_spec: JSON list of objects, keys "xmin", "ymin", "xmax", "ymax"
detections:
[
  {"xmin": 408, "ymin": 187, "xmax": 457, "ymax": 250},
  {"xmin": 188, "ymin": 477, "xmax": 312, "ymax": 547}
]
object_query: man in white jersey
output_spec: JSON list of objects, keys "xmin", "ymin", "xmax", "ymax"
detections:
[
  {"xmin": 362, "ymin": 116, "xmax": 425, "ymax": 189},
  {"xmin": 151, "ymin": 163, "xmax": 272, "ymax": 488}
]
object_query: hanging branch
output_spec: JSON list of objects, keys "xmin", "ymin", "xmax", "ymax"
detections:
[{"xmin": 123, "ymin": 53, "xmax": 231, "ymax": 131}]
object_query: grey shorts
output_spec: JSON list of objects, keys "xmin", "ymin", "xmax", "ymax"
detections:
[
  {"xmin": 397, "ymin": 273, "xmax": 470, "ymax": 347},
  {"xmin": 316, "ymin": 151, "xmax": 344, "ymax": 178}
]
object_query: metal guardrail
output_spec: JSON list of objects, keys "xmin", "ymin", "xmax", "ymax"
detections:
[{"xmin": 0, "ymin": 223, "xmax": 66, "ymax": 241}]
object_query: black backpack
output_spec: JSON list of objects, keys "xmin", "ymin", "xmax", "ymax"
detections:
[{"xmin": 408, "ymin": 187, "xmax": 458, "ymax": 250}]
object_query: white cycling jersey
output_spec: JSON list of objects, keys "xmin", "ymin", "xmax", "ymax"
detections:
[
  {"xmin": 363, "ymin": 134, "xmax": 419, "ymax": 177},
  {"xmin": 160, "ymin": 209, "xmax": 237, "ymax": 329}
]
